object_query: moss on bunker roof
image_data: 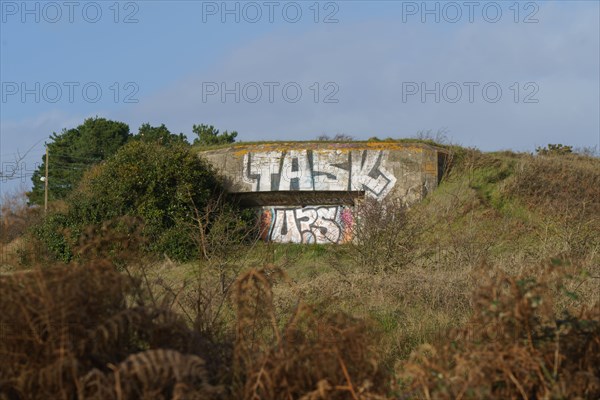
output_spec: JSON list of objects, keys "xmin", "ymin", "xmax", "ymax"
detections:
[{"xmin": 194, "ymin": 138, "xmax": 451, "ymax": 153}]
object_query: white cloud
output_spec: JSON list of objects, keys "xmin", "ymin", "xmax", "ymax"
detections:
[
  {"xmin": 123, "ymin": 2, "xmax": 598, "ymax": 151},
  {"xmin": 5, "ymin": 2, "xmax": 599, "ymax": 161}
]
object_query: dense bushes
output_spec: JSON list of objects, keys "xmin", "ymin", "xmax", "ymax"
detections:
[
  {"xmin": 32, "ymin": 141, "xmax": 249, "ymax": 262},
  {"xmin": 0, "ymin": 261, "xmax": 388, "ymax": 399},
  {"xmin": 400, "ymin": 269, "xmax": 600, "ymax": 399},
  {"xmin": 1, "ymin": 259, "xmax": 597, "ymax": 399},
  {"xmin": 31, "ymin": 213, "xmax": 75, "ymax": 263},
  {"xmin": 4, "ymin": 142, "xmax": 599, "ymax": 398},
  {"xmin": 0, "ymin": 261, "xmax": 226, "ymax": 399}
]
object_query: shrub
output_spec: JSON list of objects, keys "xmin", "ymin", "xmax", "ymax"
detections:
[
  {"xmin": 0, "ymin": 261, "xmax": 388, "ymax": 399},
  {"xmin": 31, "ymin": 212, "xmax": 77, "ymax": 263},
  {"xmin": 336, "ymin": 197, "xmax": 418, "ymax": 273},
  {"xmin": 33, "ymin": 141, "xmax": 240, "ymax": 262},
  {"xmin": 233, "ymin": 266, "xmax": 388, "ymax": 399},
  {"xmin": 536, "ymin": 143, "xmax": 573, "ymax": 156},
  {"xmin": 0, "ymin": 261, "xmax": 224, "ymax": 399},
  {"xmin": 398, "ymin": 269, "xmax": 600, "ymax": 399}
]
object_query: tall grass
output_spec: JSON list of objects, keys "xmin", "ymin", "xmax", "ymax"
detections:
[{"xmin": 1, "ymin": 149, "xmax": 598, "ymax": 398}]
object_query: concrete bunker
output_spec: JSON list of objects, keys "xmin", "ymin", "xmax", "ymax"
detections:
[{"xmin": 199, "ymin": 142, "xmax": 448, "ymax": 244}]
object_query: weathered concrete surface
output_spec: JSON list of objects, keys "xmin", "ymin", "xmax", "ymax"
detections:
[
  {"xmin": 199, "ymin": 142, "xmax": 447, "ymax": 207},
  {"xmin": 199, "ymin": 142, "xmax": 447, "ymax": 244}
]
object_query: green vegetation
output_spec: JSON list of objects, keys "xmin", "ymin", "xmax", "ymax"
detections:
[
  {"xmin": 31, "ymin": 141, "xmax": 248, "ymax": 263},
  {"xmin": 536, "ymin": 143, "xmax": 573, "ymax": 156},
  {"xmin": 1, "ymin": 132, "xmax": 598, "ymax": 399},
  {"xmin": 192, "ymin": 124, "xmax": 238, "ymax": 146},
  {"xmin": 23, "ymin": 119, "xmax": 248, "ymax": 263},
  {"xmin": 28, "ymin": 117, "xmax": 131, "ymax": 205},
  {"xmin": 192, "ymin": 137, "xmax": 451, "ymax": 152},
  {"xmin": 28, "ymin": 119, "xmax": 239, "ymax": 206},
  {"xmin": 134, "ymin": 123, "xmax": 188, "ymax": 146}
]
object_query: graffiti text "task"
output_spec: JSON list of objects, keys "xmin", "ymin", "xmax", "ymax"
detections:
[{"xmin": 243, "ymin": 150, "xmax": 397, "ymax": 199}]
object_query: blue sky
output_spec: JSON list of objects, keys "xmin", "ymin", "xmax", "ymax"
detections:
[{"xmin": 1, "ymin": 0, "xmax": 599, "ymax": 195}]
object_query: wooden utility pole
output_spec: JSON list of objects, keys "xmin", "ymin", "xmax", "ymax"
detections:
[{"xmin": 44, "ymin": 146, "xmax": 49, "ymax": 213}]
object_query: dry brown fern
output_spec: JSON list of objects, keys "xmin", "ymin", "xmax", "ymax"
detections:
[
  {"xmin": 232, "ymin": 266, "xmax": 388, "ymax": 400},
  {"xmin": 0, "ymin": 262, "xmax": 225, "ymax": 399},
  {"xmin": 78, "ymin": 349, "xmax": 222, "ymax": 400},
  {"xmin": 398, "ymin": 270, "xmax": 600, "ymax": 399}
]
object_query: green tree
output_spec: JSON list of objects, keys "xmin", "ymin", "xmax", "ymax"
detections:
[
  {"xmin": 135, "ymin": 123, "xmax": 189, "ymax": 146},
  {"xmin": 192, "ymin": 124, "xmax": 238, "ymax": 146},
  {"xmin": 28, "ymin": 117, "xmax": 131, "ymax": 205}
]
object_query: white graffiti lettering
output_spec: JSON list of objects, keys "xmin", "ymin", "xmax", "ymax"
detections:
[
  {"xmin": 243, "ymin": 150, "xmax": 396, "ymax": 199},
  {"xmin": 312, "ymin": 149, "xmax": 348, "ymax": 190},
  {"xmin": 350, "ymin": 150, "xmax": 396, "ymax": 198},
  {"xmin": 280, "ymin": 150, "xmax": 313, "ymax": 190},
  {"xmin": 261, "ymin": 206, "xmax": 352, "ymax": 244},
  {"xmin": 243, "ymin": 151, "xmax": 282, "ymax": 191}
]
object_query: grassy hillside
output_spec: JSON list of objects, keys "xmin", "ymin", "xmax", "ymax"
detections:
[
  {"xmin": 271, "ymin": 149, "xmax": 599, "ymax": 359},
  {"xmin": 1, "ymin": 146, "xmax": 598, "ymax": 399}
]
